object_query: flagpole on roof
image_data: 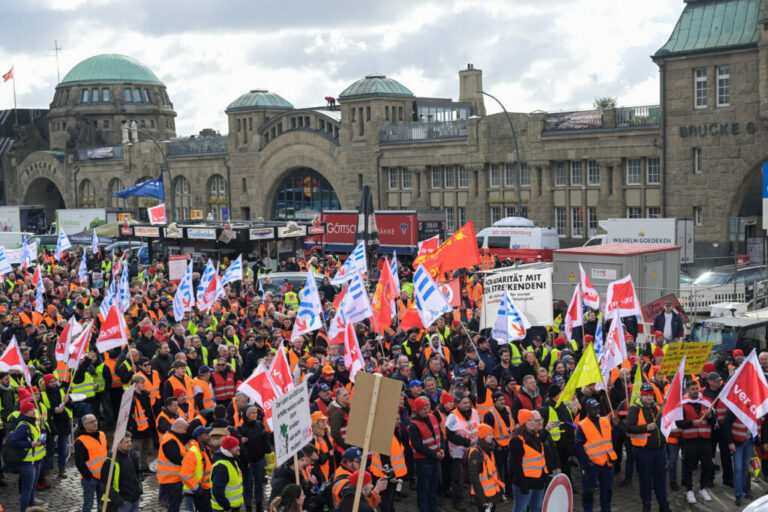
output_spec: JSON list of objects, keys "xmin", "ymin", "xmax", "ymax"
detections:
[{"xmin": 12, "ymin": 66, "xmax": 17, "ymax": 125}]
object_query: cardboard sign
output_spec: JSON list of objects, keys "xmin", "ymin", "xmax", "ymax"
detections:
[
  {"xmin": 345, "ymin": 373, "xmax": 402, "ymax": 455},
  {"xmin": 657, "ymin": 342, "xmax": 714, "ymax": 376},
  {"xmin": 113, "ymin": 384, "xmax": 135, "ymax": 453},
  {"xmin": 168, "ymin": 255, "xmax": 188, "ymax": 284},
  {"xmin": 272, "ymin": 381, "xmax": 313, "ymax": 466}
]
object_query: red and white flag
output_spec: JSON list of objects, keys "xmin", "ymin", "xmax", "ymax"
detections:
[
  {"xmin": 564, "ymin": 284, "xmax": 583, "ymax": 340},
  {"xmin": 0, "ymin": 336, "xmax": 31, "ymax": 387},
  {"xmin": 412, "ymin": 235, "xmax": 440, "ymax": 268},
  {"xmin": 580, "ymin": 263, "xmax": 600, "ymax": 309},
  {"xmin": 31, "ymin": 266, "xmax": 41, "ymax": 288},
  {"xmin": 718, "ymin": 349, "xmax": 768, "ymax": 436},
  {"xmin": 605, "ymin": 275, "xmax": 643, "ymax": 318},
  {"xmin": 55, "ymin": 317, "xmax": 82, "ymax": 362},
  {"xmin": 197, "ymin": 271, "xmax": 219, "ymax": 312},
  {"xmin": 238, "ymin": 362, "xmax": 277, "ymax": 429},
  {"xmin": 68, "ymin": 320, "xmax": 94, "ymax": 369},
  {"xmin": 148, "ymin": 204, "xmax": 167, "ymax": 225},
  {"xmin": 660, "ymin": 356, "xmax": 686, "ymax": 438},
  {"xmin": 2, "ymin": 67, "xmax": 12, "ymax": 83},
  {"xmin": 95, "ymin": 305, "xmax": 128, "ymax": 353},
  {"xmin": 344, "ymin": 321, "xmax": 365, "ymax": 383},
  {"xmin": 268, "ymin": 342, "xmax": 294, "ymax": 395}
]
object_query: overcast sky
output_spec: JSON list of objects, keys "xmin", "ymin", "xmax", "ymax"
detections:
[{"xmin": 0, "ymin": 0, "xmax": 682, "ymax": 136}]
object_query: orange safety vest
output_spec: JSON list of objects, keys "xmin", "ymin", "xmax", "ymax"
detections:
[
  {"xmin": 76, "ymin": 432, "xmax": 107, "ymax": 480},
  {"xmin": 480, "ymin": 254, "xmax": 494, "ymax": 272},
  {"xmin": 180, "ymin": 440, "xmax": 212, "ymax": 490},
  {"xmin": 156, "ymin": 410, "xmax": 177, "ymax": 433},
  {"xmin": 371, "ymin": 436, "xmax": 407, "ymax": 478},
  {"xmin": 423, "ymin": 345, "xmax": 451, "ymax": 365},
  {"xmin": 157, "ymin": 432, "xmax": 187, "ymax": 484},
  {"xmin": 55, "ymin": 360, "xmax": 70, "ymax": 384},
  {"xmin": 131, "ymin": 395, "xmax": 150, "ymax": 432},
  {"xmin": 651, "ymin": 381, "xmax": 668, "ymax": 405},
  {"xmin": 579, "ymin": 416, "xmax": 617, "ymax": 466},
  {"xmin": 520, "ymin": 436, "xmax": 547, "ymax": 478},
  {"xmin": 169, "ymin": 374, "xmax": 194, "ymax": 400},
  {"xmin": 142, "ymin": 370, "xmax": 162, "ymax": 406},
  {"xmin": 104, "ymin": 354, "xmax": 122, "ymax": 389},
  {"xmin": 475, "ymin": 388, "xmax": 494, "ymax": 418},
  {"xmin": 331, "ymin": 466, "xmax": 353, "ymax": 509},
  {"xmin": 192, "ymin": 377, "xmax": 216, "ymax": 410},
  {"xmin": 627, "ymin": 404, "xmax": 660, "ymax": 447},
  {"xmin": 487, "ymin": 406, "xmax": 514, "ymax": 447},
  {"xmin": 178, "ymin": 402, "xmax": 196, "ymax": 423},
  {"xmin": 468, "ymin": 283, "xmax": 483, "ymax": 306},
  {"xmin": 469, "ymin": 446, "xmax": 502, "ymax": 497},
  {"xmin": 231, "ymin": 397, "xmax": 243, "ymax": 427},
  {"xmin": 313, "ymin": 434, "xmax": 332, "ymax": 480}
]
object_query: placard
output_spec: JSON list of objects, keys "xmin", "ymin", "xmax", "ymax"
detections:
[
  {"xmin": 657, "ymin": 342, "xmax": 714, "ymax": 376},
  {"xmin": 345, "ymin": 373, "xmax": 402, "ymax": 455},
  {"xmin": 92, "ymin": 271, "xmax": 104, "ymax": 290},
  {"xmin": 165, "ymin": 225, "xmax": 183, "ymax": 239},
  {"xmin": 113, "ymin": 384, "xmax": 136, "ymax": 450},
  {"xmin": 277, "ymin": 224, "xmax": 307, "ymax": 238},
  {"xmin": 187, "ymin": 228, "xmax": 216, "ymax": 240},
  {"xmin": 168, "ymin": 255, "xmax": 188, "ymax": 283},
  {"xmin": 133, "ymin": 226, "xmax": 160, "ymax": 238},
  {"xmin": 250, "ymin": 227, "xmax": 275, "ymax": 240},
  {"xmin": 481, "ymin": 266, "xmax": 554, "ymax": 329},
  {"xmin": 190, "ymin": 210, "xmax": 203, "ymax": 220},
  {"xmin": 272, "ymin": 381, "xmax": 313, "ymax": 466}
]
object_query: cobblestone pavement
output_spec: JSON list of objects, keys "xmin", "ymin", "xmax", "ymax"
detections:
[{"xmin": 0, "ymin": 453, "xmax": 764, "ymax": 512}]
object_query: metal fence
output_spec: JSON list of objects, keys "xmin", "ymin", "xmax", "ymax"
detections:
[
  {"xmin": 380, "ymin": 120, "xmax": 467, "ymax": 144},
  {"xmin": 615, "ymin": 105, "xmax": 660, "ymax": 127},
  {"xmin": 168, "ymin": 136, "xmax": 226, "ymax": 157}
]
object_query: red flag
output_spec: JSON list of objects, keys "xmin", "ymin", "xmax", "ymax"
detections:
[
  {"xmin": 606, "ymin": 275, "xmax": 643, "ymax": 318},
  {"xmin": 564, "ymin": 285, "xmax": 583, "ymax": 340},
  {"xmin": 68, "ymin": 320, "xmax": 94, "ymax": 369},
  {"xmin": 412, "ymin": 235, "xmax": 440, "ymax": 268},
  {"xmin": 268, "ymin": 342, "xmax": 294, "ymax": 394},
  {"xmin": 0, "ymin": 336, "xmax": 31, "ymax": 386},
  {"xmin": 148, "ymin": 203, "xmax": 167, "ymax": 225},
  {"xmin": 372, "ymin": 257, "xmax": 399, "ymax": 333},
  {"xmin": 2, "ymin": 67, "xmax": 12, "ymax": 83},
  {"xmin": 55, "ymin": 317, "xmax": 81, "ymax": 362},
  {"xmin": 328, "ymin": 311, "xmax": 347, "ymax": 344},
  {"xmin": 579, "ymin": 263, "xmax": 600, "ymax": 309},
  {"xmin": 417, "ymin": 222, "xmax": 481, "ymax": 277},
  {"xmin": 439, "ymin": 278, "xmax": 462, "ymax": 308},
  {"xmin": 31, "ymin": 266, "xmax": 40, "ymax": 288},
  {"xmin": 718, "ymin": 349, "xmax": 768, "ymax": 436},
  {"xmin": 197, "ymin": 272, "xmax": 218, "ymax": 312},
  {"xmin": 95, "ymin": 305, "xmax": 128, "ymax": 353},
  {"xmin": 399, "ymin": 303, "xmax": 423, "ymax": 331},
  {"xmin": 343, "ymin": 321, "xmax": 365, "ymax": 383},
  {"xmin": 660, "ymin": 356, "xmax": 686, "ymax": 437},
  {"xmin": 238, "ymin": 363, "xmax": 277, "ymax": 429},
  {"xmin": 332, "ymin": 285, "xmax": 347, "ymax": 310}
]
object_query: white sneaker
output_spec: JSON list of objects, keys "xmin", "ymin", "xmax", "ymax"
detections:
[
  {"xmin": 687, "ymin": 490, "xmax": 697, "ymax": 504},
  {"xmin": 699, "ymin": 488, "xmax": 712, "ymax": 502}
]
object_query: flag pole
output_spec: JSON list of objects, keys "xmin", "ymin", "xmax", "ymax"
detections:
[{"xmin": 12, "ymin": 66, "xmax": 17, "ymax": 125}]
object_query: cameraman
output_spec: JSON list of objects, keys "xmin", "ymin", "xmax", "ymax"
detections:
[{"xmin": 370, "ymin": 423, "xmax": 407, "ymax": 512}]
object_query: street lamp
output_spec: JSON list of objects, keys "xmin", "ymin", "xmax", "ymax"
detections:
[
  {"xmin": 122, "ymin": 125, "xmax": 175, "ymax": 221},
  {"xmin": 476, "ymin": 89, "xmax": 524, "ymax": 218}
]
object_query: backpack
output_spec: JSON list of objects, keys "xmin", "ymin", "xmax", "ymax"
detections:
[
  {"xmin": 2, "ymin": 422, "xmax": 31, "ymax": 468},
  {"xmin": 461, "ymin": 446, "xmax": 476, "ymax": 485}
]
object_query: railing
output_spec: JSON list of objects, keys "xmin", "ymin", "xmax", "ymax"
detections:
[
  {"xmin": 168, "ymin": 136, "xmax": 226, "ymax": 157},
  {"xmin": 543, "ymin": 105, "xmax": 660, "ymax": 132},
  {"xmin": 76, "ymin": 145, "xmax": 124, "ymax": 161},
  {"xmin": 380, "ymin": 120, "xmax": 467, "ymax": 144},
  {"xmin": 616, "ymin": 105, "xmax": 660, "ymax": 127}
]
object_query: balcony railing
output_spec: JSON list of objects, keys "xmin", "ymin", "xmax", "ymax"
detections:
[
  {"xmin": 380, "ymin": 120, "xmax": 467, "ymax": 144},
  {"xmin": 168, "ymin": 136, "xmax": 226, "ymax": 157},
  {"xmin": 543, "ymin": 105, "xmax": 660, "ymax": 132},
  {"xmin": 616, "ymin": 105, "xmax": 660, "ymax": 127},
  {"xmin": 76, "ymin": 145, "xmax": 124, "ymax": 161}
]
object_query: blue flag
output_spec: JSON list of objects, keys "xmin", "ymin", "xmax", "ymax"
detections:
[{"xmin": 113, "ymin": 175, "xmax": 164, "ymax": 199}]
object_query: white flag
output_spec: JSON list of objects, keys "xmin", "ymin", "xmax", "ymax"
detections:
[
  {"xmin": 491, "ymin": 288, "xmax": 531, "ymax": 343},
  {"xmin": 291, "ymin": 269, "xmax": 324, "ymax": 341},
  {"xmin": 0, "ymin": 247, "xmax": 11, "ymax": 277},
  {"xmin": 413, "ymin": 264, "xmax": 452, "ymax": 328},
  {"xmin": 221, "ymin": 255, "xmax": 243, "ymax": 286},
  {"xmin": 172, "ymin": 261, "xmax": 194, "ymax": 321},
  {"xmin": 331, "ymin": 242, "xmax": 367, "ymax": 284},
  {"xmin": 337, "ymin": 271, "xmax": 373, "ymax": 324},
  {"xmin": 54, "ymin": 227, "xmax": 72, "ymax": 261}
]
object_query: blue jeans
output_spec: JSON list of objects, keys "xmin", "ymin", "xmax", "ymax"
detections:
[
  {"xmin": 81, "ymin": 477, "xmax": 102, "ymax": 512},
  {"xmin": 44, "ymin": 433, "xmax": 70, "ymax": 473},
  {"xmin": 415, "ymin": 459, "xmax": 440, "ymax": 512},
  {"xmin": 19, "ymin": 461, "xmax": 42, "ymax": 512},
  {"xmin": 512, "ymin": 485, "xmax": 545, "ymax": 512},
  {"xmin": 117, "ymin": 502, "xmax": 140, "ymax": 512},
  {"xmin": 244, "ymin": 459, "xmax": 266, "ymax": 510},
  {"xmin": 733, "ymin": 439, "xmax": 754, "ymax": 497}
]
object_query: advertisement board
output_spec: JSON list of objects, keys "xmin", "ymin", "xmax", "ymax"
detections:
[
  {"xmin": 133, "ymin": 226, "xmax": 160, "ymax": 237},
  {"xmin": 250, "ymin": 227, "xmax": 275, "ymax": 240},
  {"xmin": 187, "ymin": 228, "xmax": 217, "ymax": 240},
  {"xmin": 320, "ymin": 211, "xmax": 418, "ymax": 254}
]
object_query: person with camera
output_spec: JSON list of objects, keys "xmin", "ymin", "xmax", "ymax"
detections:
[{"xmin": 370, "ymin": 420, "xmax": 407, "ymax": 512}]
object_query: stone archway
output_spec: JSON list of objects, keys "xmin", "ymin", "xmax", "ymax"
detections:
[
  {"xmin": 24, "ymin": 177, "xmax": 66, "ymax": 224},
  {"xmin": 269, "ymin": 167, "xmax": 341, "ymax": 220},
  {"xmin": 728, "ymin": 160, "xmax": 765, "ymax": 254}
]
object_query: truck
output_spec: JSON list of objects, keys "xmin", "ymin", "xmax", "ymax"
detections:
[
  {"xmin": 584, "ymin": 218, "xmax": 694, "ymax": 264},
  {"xmin": 48, "ymin": 208, "xmax": 121, "ymax": 236},
  {"xmin": 690, "ymin": 308, "xmax": 768, "ymax": 355},
  {"xmin": 0, "ymin": 205, "xmax": 47, "ymax": 233},
  {"xmin": 476, "ymin": 217, "xmax": 560, "ymax": 263},
  {"xmin": 0, "ymin": 232, "xmax": 36, "ymax": 249}
]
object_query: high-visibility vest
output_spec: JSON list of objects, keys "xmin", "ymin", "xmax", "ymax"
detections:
[
  {"xmin": 179, "ymin": 402, "xmax": 196, "ymax": 423},
  {"xmin": 313, "ymin": 434, "xmax": 332, "ymax": 480},
  {"xmin": 475, "ymin": 388, "xmax": 494, "ymax": 418},
  {"xmin": 231, "ymin": 397, "xmax": 244, "ymax": 427},
  {"xmin": 18, "ymin": 420, "xmax": 46, "ymax": 462},
  {"xmin": 681, "ymin": 403, "xmax": 711, "ymax": 439},
  {"xmin": 331, "ymin": 466, "xmax": 352, "ymax": 509},
  {"xmin": 131, "ymin": 395, "xmax": 150, "ymax": 432},
  {"xmin": 156, "ymin": 410, "xmax": 177, "ymax": 433},
  {"xmin": 211, "ymin": 458, "xmax": 243, "ymax": 510},
  {"xmin": 169, "ymin": 374, "xmax": 195, "ymax": 400},
  {"xmin": 157, "ymin": 432, "xmax": 187, "ymax": 484},
  {"xmin": 480, "ymin": 254, "xmax": 494, "ymax": 271},
  {"xmin": 410, "ymin": 414, "xmax": 442, "ymax": 459},
  {"xmin": 192, "ymin": 377, "xmax": 216, "ymax": 410},
  {"xmin": 181, "ymin": 441, "xmax": 212, "ymax": 491},
  {"xmin": 121, "ymin": 360, "xmax": 137, "ymax": 391},
  {"xmin": 508, "ymin": 343, "xmax": 522, "ymax": 365},
  {"xmin": 142, "ymin": 370, "xmax": 162, "ymax": 406},
  {"xmin": 104, "ymin": 355, "xmax": 123, "ymax": 389},
  {"xmin": 212, "ymin": 372, "xmax": 235, "ymax": 402},
  {"xmin": 102, "ymin": 458, "xmax": 122, "ymax": 504},
  {"xmin": 468, "ymin": 446, "xmax": 502, "ymax": 497},
  {"xmin": 520, "ymin": 436, "xmax": 547, "ymax": 478},
  {"xmin": 714, "ymin": 400, "xmax": 728, "ymax": 425},
  {"xmin": 487, "ymin": 406, "xmax": 513, "ymax": 446},
  {"xmin": 651, "ymin": 381, "xmax": 667, "ymax": 405},
  {"xmin": 55, "ymin": 360, "xmax": 70, "ymax": 384},
  {"xmin": 71, "ymin": 372, "xmax": 96, "ymax": 398},
  {"xmin": 77, "ymin": 432, "xmax": 107, "ymax": 479},
  {"xmin": 446, "ymin": 409, "xmax": 480, "ymax": 459},
  {"xmin": 732, "ymin": 418, "xmax": 750, "ymax": 443},
  {"xmin": 548, "ymin": 406, "xmax": 562, "ymax": 442},
  {"xmin": 579, "ymin": 417, "xmax": 617, "ymax": 466},
  {"xmin": 284, "ymin": 291, "xmax": 298, "ymax": 310},
  {"xmin": 628, "ymin": 404, "xmax": 660, "ymax": 447},
  {"xmin": 424, "ymin": 345, "xmax": 450, "ymax": 365},
  {"xmin": 41, "ymin": 388, "xmax": 72, "ymax": 418},
  {"xmin": 371, "ymin": 436, "xmax": 407, "ymax": 478},
  {"xmin": 93, "ymin": 363, "xmax": 106, "ymax": 393}
]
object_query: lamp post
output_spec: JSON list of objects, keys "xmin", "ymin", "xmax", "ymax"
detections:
[
  {"xmin": 476, "ymin": 89, "xmax": 524, "ymax": 218},
  {"xmin": 122, "ymin": 126, "xmax": 175, "ymax": 221}
]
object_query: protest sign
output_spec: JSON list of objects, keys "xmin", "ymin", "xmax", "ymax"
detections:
[
  {"xmin": 346, "ymin": 372, "xmax": 402, "ymax": 454},
  {"xmin": 481, "ymin": 266, "xmax": 553, "ymax": 330},
  {"xmin": 657, "ymin": 342, "xmax": 714, "ymax": 376},
  {"xmin": 272, "ymin": 381, "xmax": 313, "ymax": 466},
  {"xmin": 101, "ymin": 384, "xmax": 135, "ymax": 512},
  {"xmin": 168, "ymin": 255, "xmax": 188, "ymax": 284}
]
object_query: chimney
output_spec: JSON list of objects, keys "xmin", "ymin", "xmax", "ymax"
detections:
[{"xmin": 459, "ymin": 64, "xmax": 485, "ymax": 117}]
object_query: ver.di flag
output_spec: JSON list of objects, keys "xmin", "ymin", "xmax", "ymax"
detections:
[
  {"xmin": 196, "ymin": 259, "xmax": 217, "ymax": 309},
  {"xmin": 173, "ymin": 261, "xmax": 194, "ymax": 321},
  {"xmin": 220, "ymin": 255, "xmax": 243, "ymax": 286},
  {"xmin": 598, "ymin": 310, "xmax": 627, "ymax": 388},
  {"xmin": 606, "ymin": 274, "xmax": 643, "ymax": 318},
  {"xmin": 68, "ymin": 320, "xmax": 94, "ymax": 370},
  {"xmin": 291, "ymin": 269, "xmax": 324, "ymax": 341},
  {"xmin": 580, "ymin": 263, "xmax": 600, "ymax": 309},
  {"xmin": 54, "ymin": 227, "xmax": 72, "ymax": 261},
  {"xmin": 344, "ymin": 321, "xmax": 365, "ymax": 383},
  {"xmin": 661, "ymin": 356, "xmax": 686, "ymax": 437},
  {"xmin": 268, "ymin": 341, "xmax": 294, "ymax": 395},
  {"xmin": 717, "ymin": 349, "xmax": 768, "ymax": 436},
  {"xmin": 148, "ymin": 203, "xmax": 167, "ymax": 225},
  {"xmin": 413, "ymin": 264, "xmax": 452, "ymax": 328},
  {"xmin": 564, "ymin": 284, "xmax": 583, "ymax": 341},
  {"xmin": 238, "ymin": 362, "xmax": 277, "ymax": 429},
  {"xmin": 55, "ymin": 317, "xmax": 81, "ymax": 363},
  {"xmin": 556, "ymin": 343, "xmax": 603, "ymax": 407},
  {"xmin": 331, "ymin": 242, "xmax": 367, "ymax": 285},
  {"xmin": 0, "ymin": 336, "xmax": 32, "ymax": 387},
  {"xmin": 96, "ymin": 305, "xmax": 129, "ymax": 353},
  {"xmin": 492, "ymin": 288, "xmax": 531, "ymax": 343}
]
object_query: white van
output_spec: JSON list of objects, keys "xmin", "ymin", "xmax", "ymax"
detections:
[{"xmin": 476, "ymin": 217, "xmax": 560, "ymax": 263}]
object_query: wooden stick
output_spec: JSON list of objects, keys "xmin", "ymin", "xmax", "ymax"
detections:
[
  {"xmin": 100, "ymin": 439, "xmax": 120, "ymax": 512},
  {"xmin": 294, "ymin": 453, "xmax": 300, "ymax": 485},
  {"xmin": 351, "ymin": 373, "xmax": 382, "ymax": 512}
]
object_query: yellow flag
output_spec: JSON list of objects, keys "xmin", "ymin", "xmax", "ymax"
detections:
[
  {"xmin": 556, "ymin": 343, "xmax": 603, "ymax": 407},
  {"xmin": 629, "ymin": 359, "xmax": 643, "ymax": 406}
]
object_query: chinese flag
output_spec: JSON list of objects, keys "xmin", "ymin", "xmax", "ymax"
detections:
[
  {"xmin": 2, "ymin": 68, "xmax": 12, "ymax": 83},
  {"xmin": 419, "ymin": 222, "xmax": 481, "ymax": 277},
  {"xmin": 371, "ymin": 257, "xmax": 399, "ymax": 333}
]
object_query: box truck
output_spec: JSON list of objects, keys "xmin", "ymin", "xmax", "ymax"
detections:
[
  {"xmin": 0, "ymin": 206, "xmax": 47, "ymax": 233},
  {"xmin": 49, "ymin": 208, "xmax": 121, "ymax": 235},
  {"xmin": 584, "ymin": 218, "xmax": 694, "ymax": 263}
]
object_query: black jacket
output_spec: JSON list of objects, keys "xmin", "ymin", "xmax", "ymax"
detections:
[
  {"xmin": 237, "ymin": 418, "xmax": 272, "ymax": 464},
  {"xmin": 509, "ymin": 430, "xmax": 549, "ymax": 492},
  {"xmin": 100, "ymin": 450, "xmax": 142, "ymax": 509},
  {"xmin": 626, "ymin": 403, "xmax": 665, "ymax": 450},
  {"xmin": 339, "ymin": 483, "xmax": 376, "ymax": 512}
]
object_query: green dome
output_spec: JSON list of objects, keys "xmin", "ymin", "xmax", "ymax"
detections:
[
  {"xmin": 338, "ymin": 74, "xmax": 413, "ymax": 100},
  {"xmin": 61, "ymin": 54, "xmax": 163, "ymax": 85},
  {"xmin": 226, "ymin": 89, "xmax": 293, "ymax": 112}
]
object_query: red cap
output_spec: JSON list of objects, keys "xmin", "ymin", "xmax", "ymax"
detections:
[
  {"xmin": 43, "ymin": 374, "xmax": 56, "ymax": 386},
  {"xmin": 584, "ymin": 335, "xmax": 594, "ymax": 343},
  {"xmin": 20, "ymin": 401, "xmax": 35, "ymax": 415},
  {"xmin": 173, "ymin": 388, "xmax": 186, "ymax": 398},
  {"xmin": 413, "ymin": 397, "xmax": 430, "ymax": 411},
  {"xmin": 653, "ymin": 347, "xmax": 665, "ymax": 358},
  {"xmin": 626, "ymin": 334, "xmax": 634, "ymax": 341},
  {"xmin": 654, "ymin": 331, "xmax": 664, "ymax": 338},
  {"xmin": 31, "ymin": 386, "xmax": 39, "ymax": 393},
  {"xmin": 349, "ymin": 470, "xmax": 372, "ymax": 487},
  {"xmin": 142, "ymin": 325, "xmax": 153, "ymax": 334},
  {"xmin": 733, "ymin": 349, "xmax": 744, "ymax": 357},
  {"xmin": 702, "ymin": 362, "xmax": 715, "ymax": 373},
  {"xmin": 440, "ymin": 391, "xmax": 454, "ymax": 405},
  {"xmin": 629, "ymin": 355, "xmax": 637, "ymax": 365},
  {"xmin": 17, "ymin": 388, "xmax": 31, "ymax": 401},
  {"xmin": 555, "ymin": 336, "xmax": 567, "ymax": 346},
  {"xmin": 221, "ymin": 436, "xmax": 239, "ymax": 451}
]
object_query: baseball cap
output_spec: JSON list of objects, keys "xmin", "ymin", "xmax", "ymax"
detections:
[
  {"xmin": 464, "ymin": 360, "xmax": 477, "ymax": 369},
  {"xmin": 585, "ymin": 398, "xmax": 600, "ymax": 409},
  {"xmin": 316, "ymin": 383, "xmax": 330, "ymax": 392},
  {"xmin": 192, "ymin": 426, "xmax": 212, "ymax": 438},
  {"xmin": 343, "ymin": 447, "xmax": 362, "ymax": 460},
  {"xmin": 455, "ymin": 367, "xmax": 468, "ymax": 377},
  {"xmin": 409, "ymin": 379, "xmax": 423, "ymax": 388}
]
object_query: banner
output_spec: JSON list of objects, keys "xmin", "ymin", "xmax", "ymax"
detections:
[
  {"xmin": 481, "ymin": 266, "xmax": 553, "ymax": 329},
  {"xmin": 272, "ymin": 381, "xmax": 313, "ymax": 466},
  {"xmin": 657, "ymin": 342, "xmax": 714, "ymax": 376}
]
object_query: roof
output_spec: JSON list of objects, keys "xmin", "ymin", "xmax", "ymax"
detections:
[
  {"xmin": 654, "ymin": 0, "xmax": 764, "ymax": 58},
  {"xmin": 226, "ymin": 90, "xmax": 293, "ymax": 112},
  {"xmin": 555, "ymin": 243, "xmax": 680, "ymax": 256},
  {"xmin": 61, "ymin": 54, "xmax": 163, "ymax": 85},
  {"xmin": 338, "ymin": 74, "xmax": 414, "ymax": 100},
  {"xmin": 313, "ymin": 109, "xmax": 341, "ymax": 123}
]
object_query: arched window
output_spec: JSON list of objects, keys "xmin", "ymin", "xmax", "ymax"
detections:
[
  {"xmin": 109, "ymin": 178, "xmax": 126, "ymax": 208},
  {"xmin": 79, "ymin": 179, "xmax": 95, "ymax": 207},
  {"xmin": 208, "ymin": 174, "xmax": 228, "ymax": 220},
  {"xmin": 271, "ymin": 168, "xmax": 339, "ymax": 220},
  {"xmin": 173, "ymin": 176, "xmax": 191, "ymax": 221}
]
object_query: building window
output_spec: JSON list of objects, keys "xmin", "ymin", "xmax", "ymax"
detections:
[
  {"xmin": 555, "ymin": 207, "xmax": 566, "ymax": 236},
  {"xmin": 519, "ymin": 206, "xmax": 528, "ymax": 218},
  {"xmin": 458, "ymin": 166, "xmax": 469, "ymax": 188},
  {"xmin": 490, "ymin": 206, "xmax": 501, "ymax": 224},
  {"xmin": 504, "ymin": 164, "xmax": 515, "ymax": 187},
  {"xmin": 693, "ymin": 147, "xmax": 702, "ymax": 174},
  {"xmin": 457, "ymin": 206, "xmax": 465, "ymax": 227},
  {"xmin": 489, "ymin": 164, "xmax": 500, "ymax": 187},
  {"xmin": 242, "ymin": 178, "xmax": 247, "ymax": 193},
  {"xmin": 520, "ymin": 164, "xmax": 530, "ymax": 187},
  {"xmin": 79, "ymin": 179, "xmax": 95, "ymax": 207},
  {"xmin": 81, "ymin": 89, "xmax": 89, "ymax": 103},
  {"xmin": 208, "ymin": 175, "xmax": 227, "ymax": 220},
  {"xmin": 237, "ymin": 119, "xmax": 241, "ymax": 132},
  {"xmin": 399, "ymin": 106, "xmax": 403, "ymax": 121},
  {"xmin": 431, "ymin": 167, "xmax": 440, "ymax": 188},
  {"xmin": 101, "ymin": 88, "xmax": 109, "ymax": 102},
  {"xmin": 103, "ymin": 120, "xmax": 110, "ymax": 129},
  {"xmin": 174, "ymin": 176, "xmax": 191, "ymax": 221},
  {"xmin": 647, "ymin": 158, "xmax": 660, "ymax": 185},
  {"xmin": 627, "ymin": 207, "xmax": 642, "ymax": 219},
  {"xmin": 350, "ymin": 108, "xmax": 356, "ymax": 122},
  {"xmin": 694, "ymin": 206, "xmax": 703, "ymax": 226},
  {"xmin": 587, "ymin": 160, "xmax": 600, "ymax": 186},
  {"xmin": 150, "ymin": 119, "xmax": 155, "ymax": 128},
  {"xmin": 554, "ymin": 161, "xmax": 566, "ymax": 186},
  {"xmin": 446, "ymin": 208, "xmax": 455, "ymax": 234},
  {"xmin": 626, "ymin": 159, "xmax": 642, "ymax": 185},
  {"xmin": 505, "ymin": 206, "xmax": 516, "ymax": 218},
  {"xmin": 385, "ymin": 106, "xmax": 390, "ymax": 121},
  {"xmin": 359, "ymin": 108, "xmax": 364, "ymax": 136},
  {"xmin": 587, "ymin": 207, "xmax": 597, "ymax": 236},
  {"xmin": 388, "ymin": 168, "xmax": 398, "ymax": 189},
  {"xmin": 717, "ymin": 65, "xmax": 730, "ymax": 106},
  {"xmin": 91, "ymin": 88, "xmax": 99, "ymax": 102},
  {"xmin": 143, "ymin": 88, "xmax": 151, "ymax": 103},
  {"xmin": 139, "ymin": 119, "xmax": 146, "ymax": 128},
  {"xmin": 571, "ymin": 207, "xmax": 583, "ymax": 237},
  {"xmin": 133, "ymin": 88, "xmax": 142, "ymax": 103},
  {"xmin": 124, "ymin": 89, "xmax": 132, "ymax": 103},
  {"xmin": 366, "ymin": 106, "xmax": 371, "ymax": 121},
  {"xmin": 647, "ymin": 207, "xmax": 661, "ymax": 218},
  {"xmin": 444, "ymin": 166, "xmax": 454, "ymax": 188},
  {"xmin": 695, "ymin": 68, "xmax": 707, "ymax": 108},
  {"xmin": 402, "ymin": 168, "xmax": 412, "ymax": 189},
  {"xmin": 570, "ymin": 161, "xmax": 582, "ymax": 186},
  {"xmin": 109, "ymin": 178, "xmax": 126, "ymax": 208}
]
